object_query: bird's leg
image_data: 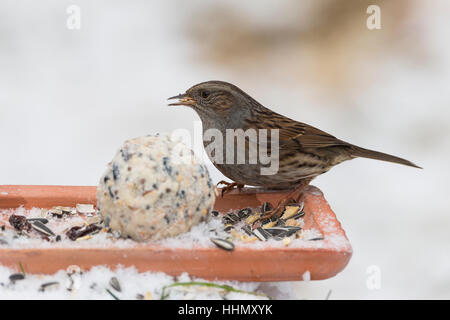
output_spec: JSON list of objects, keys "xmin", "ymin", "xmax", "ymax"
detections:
[
  {"xmin": 216, "ymin": 180, "xmax": 245, "ymax": 197},
  {"xmin": 255, "ymin": 179, "xmax": 311, "ymax": 223}
]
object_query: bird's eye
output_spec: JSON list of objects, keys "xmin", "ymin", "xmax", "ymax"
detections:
[{"xmin": 201, "ymin": 90, "xmax": 210, "ymax": 99}]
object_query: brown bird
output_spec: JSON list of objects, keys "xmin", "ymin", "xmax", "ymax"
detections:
[{"xmin": 169, "ymin": 81, "xmax": 420, "ymax": 219}]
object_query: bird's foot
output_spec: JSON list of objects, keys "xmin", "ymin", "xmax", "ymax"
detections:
[{"xmin": 216, "ymin": 180, "xmax": 245, "ymax": 197}]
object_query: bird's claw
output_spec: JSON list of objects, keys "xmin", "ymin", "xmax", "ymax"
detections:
[
  {"xmin": 216, "ymin": 181, "xmax": 244, "ymax": 197},
  {"xmin": 252, "ymin": 201, "xmax": 288, "ymax": 227}
]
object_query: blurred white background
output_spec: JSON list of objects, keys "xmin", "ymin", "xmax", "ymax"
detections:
[{"xmin": 0, "ymin": 0, "xmax": 449, "ymax": 299}]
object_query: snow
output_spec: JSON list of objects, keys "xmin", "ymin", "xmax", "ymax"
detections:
[
  {"xmin": 302, "ymin": 271, "xmax": 311, "ymax": 282},
  {"xmin": 0, "ymin": 265, "xmax": 294, "ymax": 300},
  {"xmin": 0, "ymin": 206, "xmax": 333, "ymax": 250}
]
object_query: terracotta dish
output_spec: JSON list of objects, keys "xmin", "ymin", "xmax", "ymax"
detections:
[{"xmin": 0, "ymin": 185, "xmax": 352, "ymax": 281}]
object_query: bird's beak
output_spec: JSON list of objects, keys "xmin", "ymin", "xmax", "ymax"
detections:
[{"xmin": 167, "ymin": 93, "xmax": 196, "ymax": 106}]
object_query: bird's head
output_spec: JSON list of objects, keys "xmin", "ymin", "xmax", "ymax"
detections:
[{"xmin": 168, "ymin": 81, "xmax": 256, "ymax": 120}]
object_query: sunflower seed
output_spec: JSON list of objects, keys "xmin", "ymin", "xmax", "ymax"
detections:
[
  {"xmin": 31, "ymin": 221, "xmax": 55, "ymax": 236},
  {"xmin": 55, "ymin": 206, "xmax": 73, "ymax": 214},
  {"xmin": 210, "ymin": 237, "xmax": 235, "ymax": 251},
  {"xmin": 9, "ymin": 273, "xmax": 25, "ymax": 282},
  {"xmin": 245, "ymin": 214, "xmax": 259, "ymax": 224},
  {"xmin": 241, "ymin": 225, "xmax": 253, "ymax": 236},
  {"xmin": 266, "ymin": 226, "xmax": 301, "ymax": 237},
  {"xmin": 284, "ymin": 225, "xmax": 302, "ymax": 230},
  {"xmin": 86, "ymin": 216, "xmax": 103, "ymax": 225},
  {"xmin": 211, "ymin": 210, "xmax": 220, "ymax": 217},
  {"xmin": 0, "ymin": 238, "xmax": 8, "ymax": 245},
  {"xmin": 281, "ymin": 206, "xmax": 302, "ymax": 220},
  {"xmin": 67, "ymin": 277, "xmax": 75, "ymax": 291},
  {"xmin": 237, "ymin": 208, "xmax": 252, "ymax": 219},
  {"xmin": 261, "ymin": 202, "xmax": 273, "ymax": 213},
  {"xmin": 109, "ymin": 277, "xmax": 121, "ymax": 292},
  {"xmin": 76, "ymin": 204, "xmax": 96, "ymax": 214},
  {"xmin": 76, "ymin": 234, "xmax": 92, "ymax": 241},
  {"xmin": 308, "ymin": 237, "xmax": 324, "ymax": 241},
  {"xmin": 275, "ymin": 219, "xmax": 286, "ymax": 227},
  {"xmin": 221, "ymin": 215, "xmax": 233, "ymax": 225},
  {"xmin": 262, "ymin": 221, "xmax": 277, "ymax": 229},
  {"xmin": 290, "ymin": 211, "xmax": 305, "ymax": 220},
  {"xmin": 39, "ymin": 281, "xmax": 60, "ymax": 292},
  {"xmin": 27, "ymin": 218, "xmax": 49, "ymax": 224},
  {"xmin": 224, "ymin": 213, "xmax": 240, "ymax": 224},
  {"xmin": 224, "ymin": 224, "xmax": 233, "ymax": 232},
  {"xmin": 252, "ymin": 227, "xmax": 271, "ymax": 241},
  {"xmin": 48, "ymin": 208, "xmax": 63, "ymax": 217},
  {"xmin": 264, "ymin": 227, "xmax": 289, "ymax": 237},
  {"xmin": 285, "ymin": 227, "xmax": 302, "ymax": 236}
]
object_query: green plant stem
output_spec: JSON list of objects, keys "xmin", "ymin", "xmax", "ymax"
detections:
[{"xmin": 160, "ymin": 281, "xmax": 270, "ymax": 300}]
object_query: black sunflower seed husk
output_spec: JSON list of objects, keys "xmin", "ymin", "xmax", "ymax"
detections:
[
  {"xmin": 289, "ymin": 212, "xmax": 305, "ymax": 220},
  {"xmin": 237, "ymin": 208, "xmax": 252, "ymax": 219},
  {"xmin": 222, "ymin": 214, "xmax": 239, "ymax": 225},
  {"xmin": 221, "ymin": 216, "xmax": 231, "ymax": 224},
  {"xmin": 31, "ymin": 221, "xmax": 55, "ymax": 237},
  {"xmin": 9, "ymin": 215, "xmax": 32, "ymax": 232},
  {"xmin": 265, "ymin": 226, "xmax": 302, "ymax": 237},
  {"xmin": 211, "ymin": 210, "xmax": 220, "ymax": 217},
  {"xmin": 275, "ymin": 219, "xmax": 286, "ymax": 227},
  {"xmin": 9, "ymin": 273, "xmax": 25, "ymax": 282},
  {"xmin": 26, "ymin": 218, "xmax": 49, "ymax": 224},
  {"xmin": 66, "ymin": 224, "xmax": 101, "ymax": 241},
  {"xmin": 285, "ymin": 229, "xmax": 301, "ymax": 237},
  {"xmin": 264, "ymin": 227, "xmax": 288, "ymax": 237},
  {"xmin": 210, "ymin": 237, "xmax": 235, "ymax": 251},
  {"xmin": 241, "ymin": 225, "xmax": 253, "ymax": 236},
  {"xmin": 252, "ymin": 227, "xmax": 271, "ymax": 241},
  {"xmin": 297, "ymin": 211, "xmax": 306, "ymax": 219},
  {"xmin": 261, "ymin": 202, "xmax": 273, "ymax": 213},
  {"xmin": 271, "ymin": 234, "xmax": 289, "ymax": 241},
  {"xmin": 109, "ymin": 277, "xmax": 121, "ymax": 292},
  {"xmin": 39, "ymin": 281, "xmax": 60, "ymax": 292}
]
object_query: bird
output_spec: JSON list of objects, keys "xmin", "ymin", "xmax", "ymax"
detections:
[{"xmin": 168, "ymin": 80, "xmax": 420, "ymax": 219}]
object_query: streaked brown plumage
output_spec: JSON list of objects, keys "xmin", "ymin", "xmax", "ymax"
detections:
[{"xmin": 168, "ymin": 81, "xmax": 420, "ymax": 192}]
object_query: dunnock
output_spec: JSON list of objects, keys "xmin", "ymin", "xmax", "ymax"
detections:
[{"xmin": 169, "ymin": 81, "xmax": 420, "ymax": 217}]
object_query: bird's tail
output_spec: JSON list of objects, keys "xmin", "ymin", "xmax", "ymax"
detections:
[{"xmin": 350, "ymin": 145, "xmax": 422, "ymax": 169}]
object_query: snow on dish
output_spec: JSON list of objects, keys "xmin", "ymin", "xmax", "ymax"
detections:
[{"xmin": 0, "ymin": 204, "xmax": 349, "ymax": 251}]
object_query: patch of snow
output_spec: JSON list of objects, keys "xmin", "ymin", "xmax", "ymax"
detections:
[{"xmin": 0, "ymin": 265, "xmax": 293, "ymax": 300}]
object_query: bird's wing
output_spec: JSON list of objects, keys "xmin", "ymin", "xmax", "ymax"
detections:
[
  {"xmin": 245, "ymin": 109, "xmax": 348, "ymax": 150},
  {"xmin": 279, "ymin": 121, "xmax": 347, "ymax": 149}
]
